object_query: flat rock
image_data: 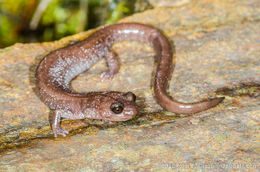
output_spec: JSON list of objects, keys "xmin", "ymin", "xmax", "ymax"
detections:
[{"xmin": 0, "ymin": 0, "xmax": 259, "ymax": 171}]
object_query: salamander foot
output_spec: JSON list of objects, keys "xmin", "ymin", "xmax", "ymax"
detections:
[{"xmin": 53, "ymin": 127, "xmax": 69, "ymax": 137}]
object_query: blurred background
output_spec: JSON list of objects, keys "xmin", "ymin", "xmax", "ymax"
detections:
[{"xmin": 0, "ymin": 0, "xmax": 152, "ymax": 48}]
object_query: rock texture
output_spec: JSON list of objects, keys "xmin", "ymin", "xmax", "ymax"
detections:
[{"xmin": 0, "ymin": 0, "xmax": 259, "ymax": 171}]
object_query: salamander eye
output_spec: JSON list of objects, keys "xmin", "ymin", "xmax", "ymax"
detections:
[{"xmin": 110, "ymin": 102, "xmax": 124, "ymax": 114}]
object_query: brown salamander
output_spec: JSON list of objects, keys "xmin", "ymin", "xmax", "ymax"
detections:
[{"xmin": 35, "ymin": 23, "xmax": 224, "ymax": 137}]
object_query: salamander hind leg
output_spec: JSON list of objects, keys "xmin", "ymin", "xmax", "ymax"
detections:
[
  {"xmin": 100, "ymin": 50, "xmax": 119, "ymax": 81},
  {"xmin": 52, "ymin": 110, "xmax": 69, "ymax": 137}
]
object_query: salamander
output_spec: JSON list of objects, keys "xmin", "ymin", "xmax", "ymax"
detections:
[{"xmin": 35, "ymin": 23, "xmax": 224, "ymax": 137}]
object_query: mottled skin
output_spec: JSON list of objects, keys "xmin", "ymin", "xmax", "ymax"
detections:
[{"xmin": 35, "ymin": 23, "xmax": 224, "ymax": 137}]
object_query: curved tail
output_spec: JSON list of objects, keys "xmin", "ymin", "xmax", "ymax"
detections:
[{"xmin": 151, "ymin": 28, "xmax": 224, "ymax": 114}]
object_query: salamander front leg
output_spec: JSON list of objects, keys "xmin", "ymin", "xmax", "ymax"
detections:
[
  {"xmin": 100, "ymin": 50, "xmax": 119, "ymax": 81},
  {"xmin": 52, "ymin": 110, "xmax": 69, "ymax": 137}
]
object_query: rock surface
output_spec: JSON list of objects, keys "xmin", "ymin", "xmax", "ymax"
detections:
[{"xmin": 0, "ymin": 0, "xmax": 259, "ymax": 171}]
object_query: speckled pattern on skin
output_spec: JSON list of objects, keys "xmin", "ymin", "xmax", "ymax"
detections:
[{"xmin": 35, "ymin": 23, "xmax": 224, "ymax": 137}]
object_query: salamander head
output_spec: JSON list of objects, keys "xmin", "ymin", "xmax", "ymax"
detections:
[
  {"xmin": 82, "ymin": 92, "xmax": 138, "ymax": 121},
  {"xmin": 103, "ymin": 92, "xmax": 138, "ymax": 121}
]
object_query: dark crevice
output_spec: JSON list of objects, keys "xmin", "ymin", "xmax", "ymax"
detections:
[{"xmin": 215, "ymin": 82, "xmax": 260, "ymax": 98}]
